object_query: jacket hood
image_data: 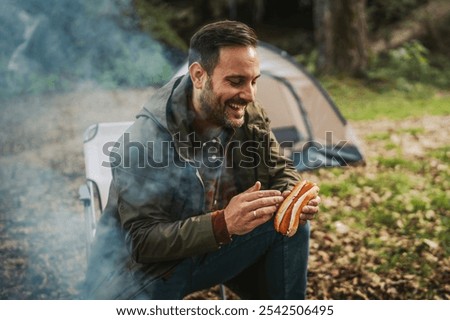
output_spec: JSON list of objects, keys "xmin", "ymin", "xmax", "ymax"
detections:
[
  {"xmin": 136, "ymin": 74, "xmax": 198, "ymax": 162},
  {"xmin": 136, "ymin": 74, "xmax": 191, "ymax": 130}
]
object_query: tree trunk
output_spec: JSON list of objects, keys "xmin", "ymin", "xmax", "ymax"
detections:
[{"xmin": 314, "ymin": 0, "xmax": 368, "ymax": 75}]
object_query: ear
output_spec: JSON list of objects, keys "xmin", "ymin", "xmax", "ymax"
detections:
[{"xmin": 189, "ymin": 62, "xmax": 206, "ymax": 89}]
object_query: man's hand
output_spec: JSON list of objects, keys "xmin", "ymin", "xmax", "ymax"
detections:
[
  {"xmin": 281, "ymin": 189, "xmax": 321, "ymax": 225},
  {"xmin": 224, "ymin": 181, "xmax": 284, "ymax": 236}
]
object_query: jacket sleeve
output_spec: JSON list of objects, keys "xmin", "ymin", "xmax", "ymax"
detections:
[{"xmin": 112, "ymin": 165, "xmax": 219, "ymax": 264}]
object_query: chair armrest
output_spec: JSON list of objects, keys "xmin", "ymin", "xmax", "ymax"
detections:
[{"xmin": 79, "ymin": 184, "xmax": 91, "ymax": 205}]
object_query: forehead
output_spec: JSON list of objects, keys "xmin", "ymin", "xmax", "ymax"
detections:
[{"xmin": 212, "ymin": 46, "xmax": 260, "ymax": 78}]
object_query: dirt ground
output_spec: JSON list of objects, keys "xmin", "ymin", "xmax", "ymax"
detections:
[{"xmin": 0, "ymin": 88, "xmax": 448, "ymax": 299}]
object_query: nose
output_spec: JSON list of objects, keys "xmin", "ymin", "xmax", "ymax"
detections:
[{"xmin": 240, "ymin": 82, "xmax": 256, "ymax": 102}]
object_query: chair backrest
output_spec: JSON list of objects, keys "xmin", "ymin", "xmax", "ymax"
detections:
[{"xmin": 83, "ymin": 121, "xmax": 133, "ymax": 211}]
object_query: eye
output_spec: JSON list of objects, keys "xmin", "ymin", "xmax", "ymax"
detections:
[{"xmin": 228, "ymin": 77, "xmax": 244, "ymax": 87}]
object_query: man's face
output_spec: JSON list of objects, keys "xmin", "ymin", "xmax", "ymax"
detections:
[{"xmin": 199, "ymin": 46, "xmax": 260, "ymax": 129}]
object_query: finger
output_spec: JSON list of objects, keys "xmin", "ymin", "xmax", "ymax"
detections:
[
  {"xmin": 246, "ymin": 195, "xmax": 284, "ymax": 211},
  {"xmin": 308, "ymin": 196, "xmax": 321, "ymax": 206},
  {"xmin": 281, "ymin": 190, "xmax": 291, "ymax": 198},
  {"xmin": 253, "ymin": 205, "xmax": 278, "ymax": 220},
  {"xmin": 243, "ymin": 181, "xmax": 261, "ymax": 193},
  {"xmin": 301, "ymin": 205, "xmax": 319, "ymax": 214},
  {"xmin": 260, "ymin": 205, "xmax": 279, "ymax": 216},
  {"xmin": 242, "ymin": 189, "xmax": 282, "ymax": 202},
  {"xmin": 299, "ymin": 213, "xmax": 316, "ymax": 220}
]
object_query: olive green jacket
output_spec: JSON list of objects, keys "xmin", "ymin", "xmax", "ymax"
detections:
[{"xmin": 84, "ymin": 74, "xmax": 301, "ymax": 299}]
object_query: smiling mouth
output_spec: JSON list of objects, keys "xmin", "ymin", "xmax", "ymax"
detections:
[
  {"xmin": 224, "ymin": 101, "xmax": 247, "ymax": 127},
  {"xmin": 227, "ymin": 103, "xmax": 246, "ymax": 119},
  {"xmin": 228, "ymin": 102, "xmax": 247, "ymax": 111}
]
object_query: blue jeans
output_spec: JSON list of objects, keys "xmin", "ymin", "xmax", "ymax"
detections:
[{"xmin": 140, "ymin": 220, "xmax": 310, "ymax": 299}]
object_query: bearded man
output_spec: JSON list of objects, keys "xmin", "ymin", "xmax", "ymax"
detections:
[{"xmin": 84, "ymin": 20, "xmax": 320, "ymax": 299}]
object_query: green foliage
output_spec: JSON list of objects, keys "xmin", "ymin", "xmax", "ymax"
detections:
[
  {"xmin": 367, "ymin": 40, "xmax": 450, "ymax": 90},
  {"xmin": 295, "ymin": 50, "xmax": 319, "ymax": 75},
  {"xmin": 134, "ymin": 0, "xmax": 188, "ymax": 52}
]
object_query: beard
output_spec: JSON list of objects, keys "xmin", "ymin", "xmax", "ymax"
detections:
[{"xmin": 199, "ymin": 77, "xmax": 246, "ymax": 129}]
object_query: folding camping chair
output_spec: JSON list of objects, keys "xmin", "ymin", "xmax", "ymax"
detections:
[
  {"xmin": 78, "ymin": 121, "xmax": 133, "ymax": 258},
  {"xmin": 78, "ymin": 121, "xmax": 227, "ymax": 299}
]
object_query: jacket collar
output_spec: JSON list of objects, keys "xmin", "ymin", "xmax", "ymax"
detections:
[{"xmin": 167, "ymin": 75, "xmax": 198, "ymax": 162}]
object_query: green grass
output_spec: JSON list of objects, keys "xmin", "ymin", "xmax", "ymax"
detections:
[
  {"xmin": 376, "ymin": 156, "xmax": 424, "ymax": 172},
  {"xmin": 397, "ymin": 127, "xmax": 426, "ymax": 135},
  {"xmin": 320, "ymin": 77, "xmax": 450, "ymax": 121},
  {"xmin": 429, "ymin": 145, "xmax": 450, "ymax": 162},
  {"xmin": 364, "ymin": 132, "xmax": 391, "ymax": 141}
]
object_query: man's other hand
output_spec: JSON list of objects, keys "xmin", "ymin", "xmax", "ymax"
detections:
[{"xmin": 281, "ymin": 189, "xmax": 321, "ymax": 225}]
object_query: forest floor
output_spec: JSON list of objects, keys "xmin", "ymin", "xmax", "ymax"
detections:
[{"xmin": 0, "ymin": 87, "xmax": 448, "ymax": 299}]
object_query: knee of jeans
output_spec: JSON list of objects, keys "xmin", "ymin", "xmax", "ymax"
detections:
[
  {"xmin": 287, "ymin": 221, "xmax": 310, "ymax": 245},
  {"xmin": 298, "ymin": 221, "xmax": 310, "ymax": 238}
]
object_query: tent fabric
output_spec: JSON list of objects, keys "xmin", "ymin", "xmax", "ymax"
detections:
[{"xmin": 173, "ymin": 42, "xmax": 364, "ymax": 171}]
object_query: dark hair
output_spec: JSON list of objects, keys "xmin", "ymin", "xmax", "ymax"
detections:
[{"xmin": 188, "ymin": 20, "xmax": 258, "ymax": 75}]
